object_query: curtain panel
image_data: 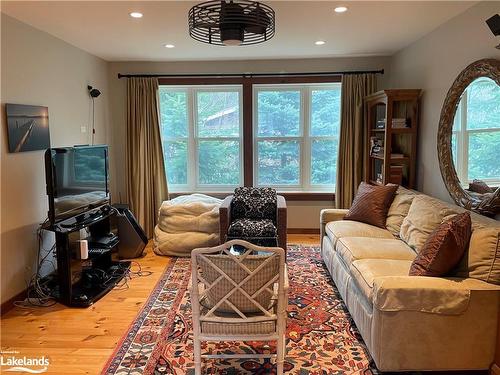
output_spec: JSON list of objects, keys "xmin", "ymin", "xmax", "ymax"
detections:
[
  {"xmin": 126, "ymin": 77, "xmax": 168, "ymax": 238},
  {"xmin": 335, "ymin": 73, "xmax": 377, "ymax": 208}
]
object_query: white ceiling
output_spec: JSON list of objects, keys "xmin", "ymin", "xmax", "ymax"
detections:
[{"xmin": 1, "ymin": 1, "xmax": 475, "ymax": 62}]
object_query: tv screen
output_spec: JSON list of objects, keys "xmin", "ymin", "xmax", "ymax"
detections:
[{"xmin": 45, "ymin": 145, "xmax": 110, "ymax": 224}]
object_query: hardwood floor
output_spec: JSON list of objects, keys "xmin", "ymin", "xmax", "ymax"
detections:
[{"xmin": 0, "ymin": 235, "xmax": 319, "ymax": 375}]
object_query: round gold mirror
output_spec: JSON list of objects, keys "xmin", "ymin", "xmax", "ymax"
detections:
[{"xmin": 438, "ymin": 58, "xmax": 500, "ymax": 217}]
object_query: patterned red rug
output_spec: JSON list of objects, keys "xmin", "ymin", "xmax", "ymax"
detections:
[{"xmin": 101, "ymin": 245, "xmax": 377, "ymax": 374}]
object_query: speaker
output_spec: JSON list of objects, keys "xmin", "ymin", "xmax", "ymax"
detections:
[
  {"xmin": 114, "ymin": 205, "xmax": 147, "ymax": 259},
  {"xmin": 486, "ymin": 14, "xmax": 500, "ymax": 36}
]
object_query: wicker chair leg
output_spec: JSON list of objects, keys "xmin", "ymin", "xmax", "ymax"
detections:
[
  {"xmin": 194, "ymin": 337, "xmax": 202, "ymax": 375},
  {"xmin": 276, "ymin": 334, "xmax": 285, "ymax": 374}
]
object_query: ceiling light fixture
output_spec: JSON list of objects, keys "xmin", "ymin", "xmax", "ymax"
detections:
[
  {"xmin": 188, "ymin": 0, "xmax": 275, "ymax": 46},
  {"xmin": 315, "ymin": 40, "xmax": 326, "ymax": 46},
  {"xmin": 129, "ymin": 12, "xmax": 143, "ymax": 18},
  {"xmin": 334, "ymin": 6, "xmax": 348, "ymax": 13},
  {"xmin": 164, "ymin": 44, "xmax": 175, "ymax": 48}
]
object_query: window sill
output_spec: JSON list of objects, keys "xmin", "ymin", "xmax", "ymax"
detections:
[{"xmin": 168, "ymin": 191, "xmax": 335, "ymax": 201}]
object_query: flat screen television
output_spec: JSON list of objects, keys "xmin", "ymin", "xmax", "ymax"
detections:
[{"xmin": 45, "ymin": 145, "xmax": 110, "ymax": 224}]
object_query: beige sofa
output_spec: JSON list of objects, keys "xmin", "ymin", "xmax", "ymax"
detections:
[{"xmin": 320, "ymin": 187, "xmax": 500, "ymax": 372}]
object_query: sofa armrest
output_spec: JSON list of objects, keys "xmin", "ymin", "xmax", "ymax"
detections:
[
  {"xmin": 320, "ymin": 209, "xmax": 349, "ymax": 248},
  {"xmin": 320, "ymin": 208, "xmax": 349, "ymax": 224},
  {"xmin": 277, "ymin": 195, "xmax": 287, "ymax": 251},
  {"xmin": 373, "ymin": 276, "xmax": 500, "ymax": 315},
  {"xmin": 219, "ymin": 195, "xmax": 233, "ymax": 244}
]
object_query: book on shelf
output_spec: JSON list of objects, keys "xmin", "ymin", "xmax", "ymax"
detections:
[
  {"xmin": 375, "ymin": 119, "xmax": 386, "ymax": 129},
  {"xmin": 391, "ymin": 117, "xmax": 410, "ymax": 129},
  {"xmin": 390, "ymin": 153, "xmax": 405, "ymax": 159}
]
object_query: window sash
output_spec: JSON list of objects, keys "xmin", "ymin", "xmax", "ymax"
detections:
[
  {"xmin": 159, "ymin": 85, "xmax": 243, "ymax": 192},
  {"xmin": 253, "ymin": 84, "xmax": 340, "ymax": 191},
  {"xmin": 453, "ymin": 89, "xmax": 500, "ymax": 185}
]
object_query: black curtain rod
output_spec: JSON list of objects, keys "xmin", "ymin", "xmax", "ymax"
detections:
[{"xmin": 117, "ymin": 69, "xmax": 384, "ymax": 79}]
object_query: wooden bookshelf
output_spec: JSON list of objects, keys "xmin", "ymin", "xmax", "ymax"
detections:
[{"xmin": 364, "ymin": 89, "xmax": 421, "ymax": 188}]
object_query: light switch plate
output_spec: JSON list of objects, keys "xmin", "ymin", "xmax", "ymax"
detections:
[{"xmin": 81, "ymin": 126, "xmax": 87, "ymax": 133}]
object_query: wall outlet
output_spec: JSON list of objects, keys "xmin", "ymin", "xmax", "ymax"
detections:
[{"xmin": 81, "ymin": 126, "xmax": 87, "ymax": 133}]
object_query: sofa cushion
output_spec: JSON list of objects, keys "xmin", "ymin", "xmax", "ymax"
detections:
[
  {"xmin": 336, "ymin": 237, "xmax": 416, "ymax": 267},
  {"xmin": 386, "ymin": 186, "xmax": 417, "ymax": 237},
  {"xmin": 400, "ymin": 195, "xmax": 459, "ymax": 253},
  {"xmin": 454, "ymin": 227, "xmax": 500, "ymax": 285},
  {"xmin": 344, "ymin": 182, "xmax": 398, "ymax": 228},
  {"xmin": 325, "ymin": 220, "xmax": 394, "ymax": 246},
  {"xmin": 409, "ymin": 212, "xmax": 471, "ymax": 277},
  {"xmin": 350, "ymin": 259, "xmax": 413, "ymax": 302}
]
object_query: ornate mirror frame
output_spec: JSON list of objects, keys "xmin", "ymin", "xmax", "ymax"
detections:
[{"xmin": 437, "ymin": 58, "xmax": 500, "ymax": 217}]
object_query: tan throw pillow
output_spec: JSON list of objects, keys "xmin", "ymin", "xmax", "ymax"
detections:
[
  {"xmin": 386, "ymin": 186, "xmax": 417, "ymax": 236},
  {"xmin": 454, "ymin": 227, "xmax": 500, "ymax": 285},
  {"xmin": 400, "ymin": 195, "xmax": 458, "ymax": 253},
  {"xmin": 409, "ymin": 212, "xmax": 472, "ymax": 277},
  {"xmin": 344, "ymin": 182, "xmax": 398, "ymax": 228}
]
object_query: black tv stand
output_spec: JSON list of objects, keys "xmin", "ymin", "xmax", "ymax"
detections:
[{"xmin": 46, "ymin": 205, "xmax": 130, "ymax": 307}]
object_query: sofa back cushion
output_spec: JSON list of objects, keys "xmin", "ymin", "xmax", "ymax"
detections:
[
  {"xmin": 409, "ymin": 212, "xmax": 472, "ymax": 277},
  {"xmin": 344, "ymin": 182, "xmax": 398, "ymax": 228},
  {"xmin": 400, "ymin": 195, "xmax": 459, "ymax": 253},
  {"xmin": 454, "ymin": 227, "xmax": 500, "ymax": 285},
  {"xmin": 386, "ymin": 186, "xmax": 417, "ymax": 237}
]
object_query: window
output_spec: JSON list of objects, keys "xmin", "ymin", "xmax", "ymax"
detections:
[
  {"xmin": 159, "ymin": 80, "xmax": 341, "ymax": 193},
  {"xmin": 452, "ymin": 77, "xmax": 500, "ymax": 185},
  {"xmin": 159, "ymin": 86, "xmax": 243, "ymax": 191},
  {"xmin": 254, "ymin": 84, "xmax": 341, "ymax": 191}
]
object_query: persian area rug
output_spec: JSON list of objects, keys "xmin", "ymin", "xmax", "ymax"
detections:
[{"xmin": 101, "ymin": 245, "xmax": 377, "ymax": 375}]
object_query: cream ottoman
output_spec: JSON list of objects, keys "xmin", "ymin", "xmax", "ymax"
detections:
[{"xmin": 153, "ymin": 194, "xmax": 222, "ymax": 257}]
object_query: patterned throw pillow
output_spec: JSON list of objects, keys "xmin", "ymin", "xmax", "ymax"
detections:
[
  {"xmin": 409, "ymin": 212, "xmax": 472, "ymax": 277},
  {"xmin": 344, "ymin": 182, "xmax": 398, "ymax": 228}
]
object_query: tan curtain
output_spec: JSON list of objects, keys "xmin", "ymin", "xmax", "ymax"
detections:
[
  {"xmin": 335, "ymin": 73, "xmax": 377, "ymax": 208},
  {"xmin": 126, "ymin": 77, "xmax": 168, "ymax": 238}
]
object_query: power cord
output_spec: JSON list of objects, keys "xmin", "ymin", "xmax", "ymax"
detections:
[{"xmin": 14, "ymin": 219, "xmax": 57, "ymax": 309}]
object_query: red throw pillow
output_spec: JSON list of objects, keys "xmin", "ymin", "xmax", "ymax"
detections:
[
  {"xmin": 409, "ymin": 212, "xmax": 472, "ymax": 277},
  {"xmin": 344, "ymin": 182, "xmax": 398, "ymax": 228}
]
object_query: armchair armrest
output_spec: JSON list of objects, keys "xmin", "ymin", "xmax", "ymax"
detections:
[
  {"xmin": 277, "ymin": 195, "xmax": 287, "ymax": 251},
  {"xmin": 219, "ymin": 195, "xmax": 233, "ymax": 244},
  {"xmin": 373, "ymin": 276, "xmax": 500, "ymax": 315}
]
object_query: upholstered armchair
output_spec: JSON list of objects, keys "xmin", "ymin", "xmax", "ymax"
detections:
[{"xmin": 219, "ymin": 187, "xmax": 287, "ymax": 251}]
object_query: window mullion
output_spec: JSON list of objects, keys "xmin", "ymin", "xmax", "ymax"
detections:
[
  {"xmin": 303, "ymin": 87, "xmax": 311, "ymax": 192},
  {"xmin": 189, "ymin": 88, "xmax": 197, "ymax": 191}
]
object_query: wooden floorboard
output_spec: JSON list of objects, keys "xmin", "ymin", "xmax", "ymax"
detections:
[{"xmin": 0, "ymin": 235, "xmax": 319, "ymax": 375}]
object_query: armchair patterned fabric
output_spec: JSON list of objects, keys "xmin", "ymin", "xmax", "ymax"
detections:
[{"xmin": 220, "ymin": 187, "xmax": 287, "ymax": 250}]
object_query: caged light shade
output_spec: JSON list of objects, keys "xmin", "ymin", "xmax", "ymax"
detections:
[{"xmin": 188, "ymin": 0, "xmax": 275, "ymax": 46}]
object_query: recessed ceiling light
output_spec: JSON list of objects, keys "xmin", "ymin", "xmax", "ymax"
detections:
[
  {"xmin": 129, "ymin": 12, "xmax": 143, "ymax": 18},
  {"xmin": 164, "ymin": 44, "xmax": 175, "ymax": 49},
  {"xmin": 334, "ymin": 6, "xmax": 348, "ymax": 13},
  {"xmin": 315, "ymin": 40, "xmax": 326, "ymax": 46}
]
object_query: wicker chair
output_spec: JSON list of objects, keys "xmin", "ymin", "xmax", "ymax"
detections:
[
  {"xmin": 190, "ymin": 239, "xmax": 289, "ymax": 374},
  {"xmin": 219, "ymin": 187, "xmax": 287, "ymax": 250}
]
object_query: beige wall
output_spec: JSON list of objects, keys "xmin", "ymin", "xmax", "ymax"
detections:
[
  {"xmin": 107, "ymin": 56, "xmax": 391, "ymax": 228},
  {"xmin": 1, "ymin": 14, "xmax": 111, "ymax": 303},
  {"xmin": 389, "ymin": 1, "xmax": 500, "ymax": 203}
]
